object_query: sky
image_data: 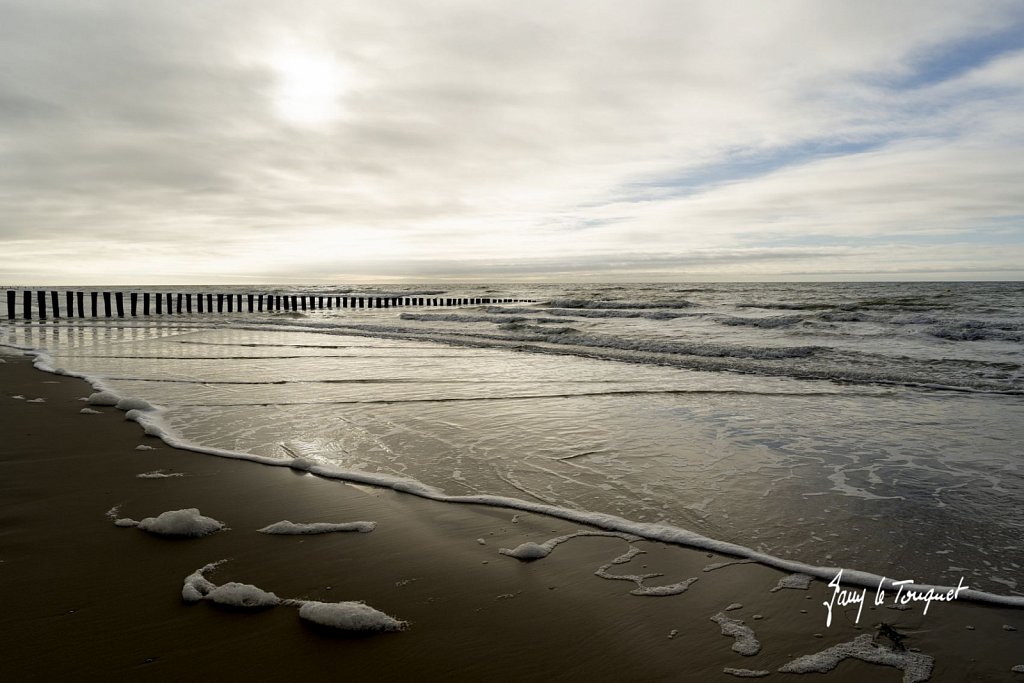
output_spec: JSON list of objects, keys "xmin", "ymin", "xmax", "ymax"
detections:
[{"xmin": 1, "ymin": 0, "xmax": 1023, "ymax": 284}]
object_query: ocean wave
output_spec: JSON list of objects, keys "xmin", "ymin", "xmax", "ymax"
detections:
[
  {"xmin": 737, "ymin": 302, "xmax": 834, "ymax": 311},
  {"xmin": 718, "ymin": 315, "xmax": 805, "ymax": 329},
  {"xmin": 399, "ymin": 312, "xmax": 528, "ymax": 324},
  {"xmin": 487, "ymin": 306, "xmax": 690, "ymax": 320},
  {"xmin": 928, "ymin": 321, "xmax": 1024, "ymax": 342},
  {"xmin": 545, "ymin": 298, "xmax": 693, "ymax": 310}
]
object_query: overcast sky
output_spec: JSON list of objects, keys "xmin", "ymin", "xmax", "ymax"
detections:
[{"xmin": 1, "ymin": 0, "xmax": 1022, "ymax": 284}]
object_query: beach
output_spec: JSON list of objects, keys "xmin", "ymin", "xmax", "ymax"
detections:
[{"xmin": 2, "ymin": 349, "xmax": 1023, "ymax": 681}]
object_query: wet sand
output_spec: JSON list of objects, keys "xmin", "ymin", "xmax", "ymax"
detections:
[{"xmin": 1, "ymin": 350, "xmax": 1022, "ymax": 681}]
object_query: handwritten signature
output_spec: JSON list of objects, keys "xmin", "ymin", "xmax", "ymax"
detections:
[{"xmin": 823, "ymin": 569, "xmax": 969, "ymax": 627}]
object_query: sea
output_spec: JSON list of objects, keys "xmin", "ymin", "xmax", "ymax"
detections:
[{"xmin": 3, "ymin": 281, "xmax": 1022, "ymax": 601}]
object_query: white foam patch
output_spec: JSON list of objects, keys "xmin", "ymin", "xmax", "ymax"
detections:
[
  {"xmin": 88, "ymin": 391, "xmax": 120, "ymax": 406},
  {"xmin": 726, "ymin": 603, "xmax": 743, "ymax": 611},
  {"xmin": 632, "ymin": 578, "xmax": 698, "ymax": 596},
  {"xmin": 135, "ymin": 444, "xmax": 156, "ymax": 451},
  {"xmin": 182, "ymin": 561, "xmax": 223, "ymax": 602},
  {"xmin": 1011, "ymin": 664, "xmax": 1024, "ymax": 673},
  {"xmin": 296, "ymin": 600, "xmax": 408, "ymax": 632},
  {"xmin": 11, "ymin": 394, "xmax": 25, "ymax": 400},
  {"xmin": 771, "ymin": 573, "xmax": 813, "ymax": 592},
  {"xmin": 79, "ymin": 408, "xmax": 101, "ymax": 415},
  {"xmin": 27, "ymin": 398, "xmax": 45, "ymax": 403},
  {"xmin": 778, "ymin": 633, "xmax": 934, "ymax": 683},
  {"xmin": 711, "ymin": 612, "xmax": 761, "ymax": 656},
  {"xmin": 181, "ymin": 561, "xmax": 279, "ymax": 608},
  {"xmin": 207, "ymin": 582, "xmax": 281, "ymax": 608},
  {"xmin": 136, "ymin": 470, "xmax": 185, "ymax": 479},
  {"xmin": 724, "ymin": 669, "xmax": 770, "ymax": 679},
  {"xmin": 257, "ymin": 520, "xmax": 376, "ymax": 534},
  {"xmin": 134, "ymin": 508, "xmax": 226, "ymax": 537},
  {"xmin": 499, "ymin": 530, "xmax": 639, "ymax": 561}
]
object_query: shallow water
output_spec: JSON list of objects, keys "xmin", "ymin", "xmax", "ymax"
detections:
[{"xmin": 3, "ymin": 282, "xmax": 1022, "ymax": 596}]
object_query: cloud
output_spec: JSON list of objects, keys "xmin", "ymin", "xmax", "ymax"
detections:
[{"xmin": 0, "ymin": 0, "xmax": 1022, "ymax": 282}]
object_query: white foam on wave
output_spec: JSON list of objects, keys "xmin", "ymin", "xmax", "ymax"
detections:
[
  {"xmin": 778, "ymin": 633, "xmax": 933, "ymax": 683},
  {"xmin": 258, "ymin": 520, "xmax": 376, "ymax": 534},
  {"xmin": 79, "ymin": 407, "xmax": 102, "ymax": 415},
  {"xmin": 88, "ymin": 391, "xmax": 120, "ymax": 406}
]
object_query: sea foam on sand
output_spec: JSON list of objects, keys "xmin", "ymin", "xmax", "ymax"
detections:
[
  {"xmin": 258, "ymin": 520, "xmax": 376, "ymax": 535},
  {"xmin": 710, "ymin": 612, "xmax": 761, "ymax": 656},
  {"xmin": 182, "ymin": 562, "xmax": 407, "ymax": 631},
  {"xmin": 114, "ymin": 508, "xmax": 225, "ymax": 537},
  {"xmin": 778, "ymin": 634, "xmax": 934, "ymax": 682},
  {"xmin": 296, "ymin": 601, "xmax": 408, "ymax": 631}
]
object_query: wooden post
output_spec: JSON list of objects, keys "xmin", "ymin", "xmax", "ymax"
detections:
[
  {"xmin": 247, "ymin": 294, "xmax": 254, "ymax": 312},
  {"xmin": 51, "ymin": 291, "xmax": 60, "ymax": 318},
  {"xmin": 197, "ymin": 293, "xmax": 204, "ymax": 313},
  {"xmin": 177, "ymin": 293, "xmax": 183, "ymax": 314},
  {"xmin": 227, "ymin": 294, "xmax": 233, "ymax": 313},
  {"xmin": 301, "ymin": 296, "xmax": 307, "ymax": 311},
  {"xmin": 186, "ymin": 293, "xmax": 192, "ymax": 313},
  {"xmin": 6, "ymin": 291, "xmax": 14, "ymax": 320},
  {"xmin": 37, "ymin": 291, "xmax": 47, "ymax": 320},
  {"xmin": 103, "ymin": 292, "xmax": 111, "ymax": 317},
  {"xmin": 90, "ymin": 292, "xmax": 98, "ymax": 317},
  {"xmin": 115, "ymin": 292, "xmax": 124, "ymax": 318},
  {"xmin": 77, "ymin": 292, "xmax": 85, "ymax": 318},
  {"xmin": 23, "ymin": 291, "xmax": 31, "ymax": 320},
  {"xmin": 257, "ymin": 294, "xmax": 263, "ymax": 312},
  {"xmin": 327, "ymin": 296, "xmax": 332, "ymax": 309},
  {"xmin": 291, "ymin": 295, "xmax": 298, "ymax": 310},
  {"xmin": 217, "ymin": 294, "xmax": 223, "ymax": 313},
  {"xmin": 156, "ymin": 292, "xmax": 163, "ymax": 315},
  {"xmin": 65, "ymin": 291, "xmax": 73, "ymax": 318},
  {"xmin": 143, "ymin": 293, "xmax": 150, "ymax": 315},
  {"xmin": 131, "ymin": 293, "xmax": 138, "ymax": 316}
]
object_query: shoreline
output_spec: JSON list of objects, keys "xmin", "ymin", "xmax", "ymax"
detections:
[
  {"xmin": 19, "ymin": 342, "xmax": 1024, "ymax": 610},
  {"xmin": 2, "ymin": 350, "xmax": 1022, "ymax": 681}
]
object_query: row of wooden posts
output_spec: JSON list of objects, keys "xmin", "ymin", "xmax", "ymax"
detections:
[{"xmin": 5, "ymin": 290, "xmax": 531, "ymax": 321}]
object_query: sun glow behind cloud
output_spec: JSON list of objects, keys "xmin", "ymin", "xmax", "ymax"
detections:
[{"xmin": 268, "ymin": 48, "xmax": 349, "ymax": 127}]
